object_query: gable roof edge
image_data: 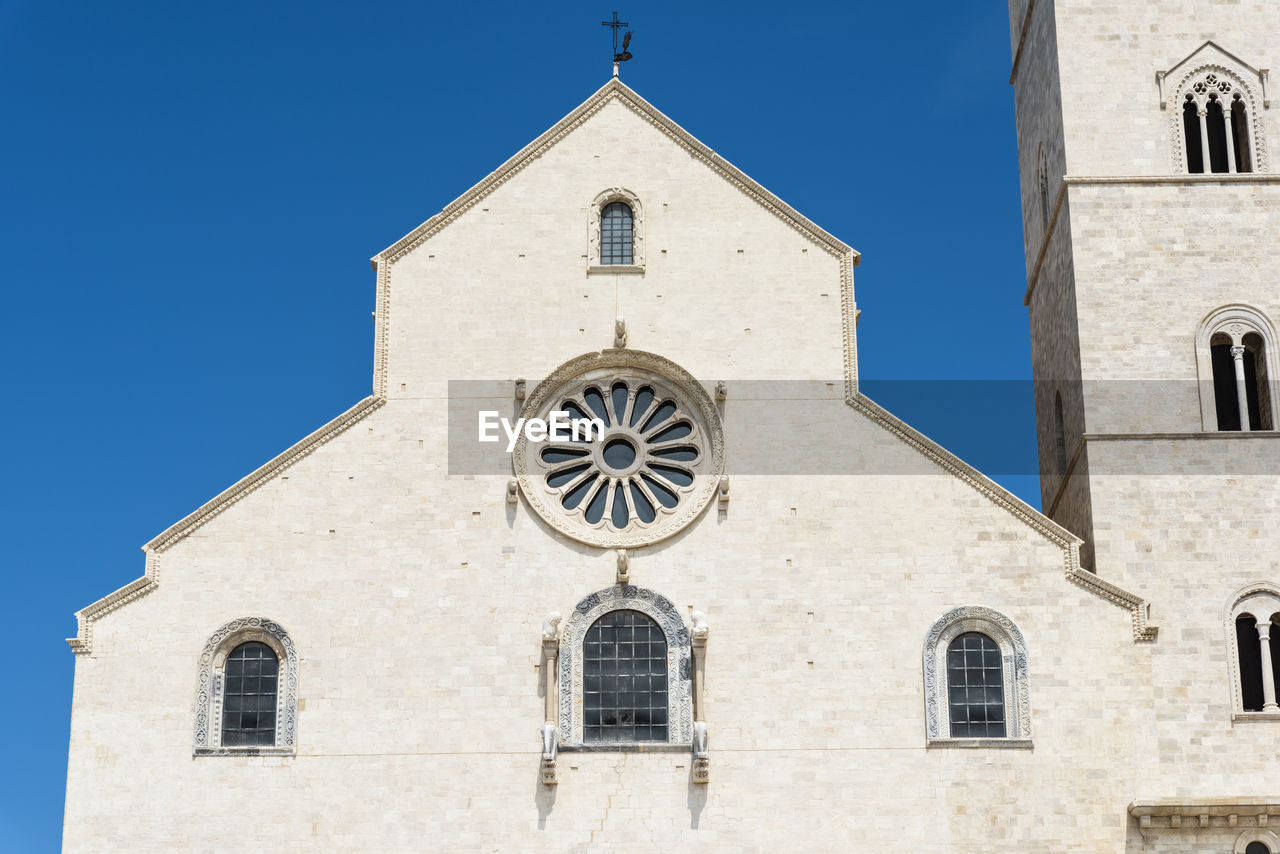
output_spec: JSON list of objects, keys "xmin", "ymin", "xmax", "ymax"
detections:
[
  {"xmin": 67, "ymin": 395, "xmax": 386, "ymax": 655},
  {"xmin": 371, "ymin": 78, "xmax": 859, "ymax": 268},
  {"xmin": 846, "ymin": 393, "xmax": 1157, "ymax": 643}
]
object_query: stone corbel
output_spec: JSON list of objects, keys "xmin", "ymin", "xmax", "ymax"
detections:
[
  {"xmin": 690, "ymin": 610, "xmax": 710, "ymax": 783},
  {"xmin": 614, "ymin": 316, "xmax": 627, "ymax": 349},
  {"xmin": 514, "ymin": 378, "xmax": 526, "ymax": 401},
  {"xmin": 1157, "ymin": 70, "xmax": 1168, "ymax": 109},
  {"xmin": 507, "ymin": 479, "xmax": 519, "ymax": 505},
  {"xmin": 616, "ymin": 549, "xmax": 630, "ymax": 584},
  {"xmin": 540, "ymin": 613, "xmax": 561, "ymax": 785},
  {"xmin": 718, "ymin": 475, "xmax": 730, "ymax": 505},
  {"xmin": 715, "ymin": 381, "xmax": 727, "ymax": 402}
]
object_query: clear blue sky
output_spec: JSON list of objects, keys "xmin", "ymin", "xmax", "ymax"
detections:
[{"xmin": 0, "ymin": 1, "xmax": 1035, "ymax": 848}]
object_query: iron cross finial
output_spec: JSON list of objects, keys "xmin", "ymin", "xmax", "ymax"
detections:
[{"xmin": 601, "ymin": 12, "xmax": 633, "ymax": 69}]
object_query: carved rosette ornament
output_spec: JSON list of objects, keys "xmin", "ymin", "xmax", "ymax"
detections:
[{"xmin": 513, "ymin": 350, "xmax": 724, "ymax": 548}]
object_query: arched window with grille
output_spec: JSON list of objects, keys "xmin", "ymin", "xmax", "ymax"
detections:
[
  {"xmin": 193, "ymin": 617, "xmax": 299, "ymax": 756},
  {"xmin": 600, "ymin": 202, "xmax": 634, "ymax": 266},
  {"xmin": 924, "ymin": 606, "xmax": 1032, "ymax": 745},
  {"xmin": 1196, "ymin": 306, "xmax": 1278, "ymax": 432},
  {"xmin": 221, "ymin": 642, "xmax": 279, "ymax": 746},
  {"xmin": 588, "ymin": 188, "xmax": 645, "ymax": 272},
  {"xmin": 583, "ymin": 609, "xmax": 668, "ymax": 742},
  {"xmin": 557, "ymin": 585, "xmax": 693, "ymax": 747}
]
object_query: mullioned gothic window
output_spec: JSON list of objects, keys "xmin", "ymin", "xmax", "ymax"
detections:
[
  {"xmin": 924, "ymin": 606, "xmax": 1032, "ymax": 746},
  {"xmin": 1161, "ymin": 45, "xmax": 1270, "ymax": 175}
]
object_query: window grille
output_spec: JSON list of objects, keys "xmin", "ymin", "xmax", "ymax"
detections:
[{"xmin": 582, "ymin": 609, "xmax": 668, "ymax": 742}]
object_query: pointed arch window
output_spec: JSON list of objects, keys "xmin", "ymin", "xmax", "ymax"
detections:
[{"xmin": 1197, "ymin": 306, "xmax": 1278, "ymax": 432}]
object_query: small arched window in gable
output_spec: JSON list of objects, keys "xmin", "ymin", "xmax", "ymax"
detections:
[
  {"xmin": 221, "ymin": 642, "xmax": 279, "ymax": 747},
  {"xmin": 600, "ymin": 202, "xmax": 634, "ymax": 266},
  {"xmin": 588, "ymin": 189, "xmax": 645, "ymax": 273},
  {"xmin": 583, "ymin": 609, "xmax": 668, "ymax": 742}
]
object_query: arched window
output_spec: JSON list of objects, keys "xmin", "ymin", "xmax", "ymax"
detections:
[
  {"xmin": 194, "ymin": 617, "xmax": 299, "ymax": 756},
  {"xmin": 924, "ymin": 606, "xmax": 1032, "ymax": 745},
  {"xmin": 1228, "ymin": 586, "xmax": 1280, "ymax": 716},
  {"xmin": 583, "ymin": 609, "xmax": 668, "ymax": 742},
  {"xmin": 600, "ymin": 202, "xmax": 634, "ymax": 265},
  {"xmin": 1196, "ymin": 306, "xmax": 1278, "ymax": 432},
  {"xmin": 557, "ymin": 585, "xmax": 693, "ymax": 747},
  {"xmin": 1175, "ymin": 67, "xmax": 1261, "ymax": 174},
  {"xmin": 1053, "ymin": 391, "xmax": 1068, "ymax": 476},
  {"xmin": 946, "ymin": 632, "xmax": 1006, "ymax": 738},
  {"xmin": 221, "ymin": 642, "xmax": 278, "ymax": 746},
  {"xmin": 588, "ymin": 188, "xmax": 645, "ymax": 272},
  {"xmin": 1237, "ymin": 832, "xmax": 1280, "ymax": 854}
]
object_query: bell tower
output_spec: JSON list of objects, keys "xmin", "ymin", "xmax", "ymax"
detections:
[{"xmin": 1008, "ymin": 0, "xmax": 1280, "ymax": 583}]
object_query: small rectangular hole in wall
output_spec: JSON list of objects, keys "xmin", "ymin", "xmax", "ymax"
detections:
[
  {"xmin": 744, "ymin": 328, "xmax": 751, "ymax": 335},
  {"xmin": 482, "ymin": 207, "xmax": 489, "ymax": 212},
  {"xmin": 400, "ymin": 383, "xmax": 406, "ymax": 392},
  {"xmin": 820, "ymin": 293, "xmax": 829, "ymax": 298},
  {"xmin": 826, "ymin": 383, "xmax": 834, "ymax": 391},
  {"xmin": 417, "ymin": 439, "xmax": 423, "ymax": 448},
  {"xmin": 328, "ymin": 529, "xmax": 335, "ymax": 535},
  {"xmin": 807, "ymin": 611, "xmax": 814, "ymax": 623},
  {"xmin": 518, "ymin": 253, "xmax": 525, "ymax": 259},
  {"xmin": 661, "ymin": 249, "xmax": 667, "ymax": 255},
  {"xmin": 472, "ymin": 511, "xmax": 480, "ymax": 518},
  {"xmin": 786, "ymin": 559, "xmax": 792, "ymax": 568},
  {"xmin": 790, "ymin": 507, "xmax": 797, "ymax": 516},
  {"xmin": 428, "ymin": 254, "xmax": 435, "ymax": 260},
  {"xmin": 802, "ymin": 248, "xmax": 808, "ymax": 255},
  {"xmin": 807, "ymin": 661, "xmax": 815, "ymax": 670},
  {"xmin": 737, "ymin": 249, "xmax": 744, "ymax": 255},
  {"xmin": 348, "ymin": 476, "xmax": 353, "ymax": 481}
]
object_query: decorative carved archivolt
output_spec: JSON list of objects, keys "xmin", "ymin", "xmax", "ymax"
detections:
[
  {"xmin": 557, "ymin": 584, "xmax": 693, "ymax": 746},
  {"xmin": 193, "ymin": 616, "xmax": 299, "ymax": 756},
  {"xmin": 513, "ymin": 349, "xmax": 724, "ymax": 549},
  {"xmin": 923, "ymin": 606, "xmax": 1032, "ymax": 742}
]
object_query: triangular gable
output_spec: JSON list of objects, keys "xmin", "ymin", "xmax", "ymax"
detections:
[
  {"xmin": 1158, "ymin": 41, "xmax": 1271, "ymax": 108},
  {"xmin": 371, "ymin": 77, "xmax": 860, "ymax": 268}
]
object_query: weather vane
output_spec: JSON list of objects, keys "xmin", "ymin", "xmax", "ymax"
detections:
[{"xmin": 601, "ymin": 12, "xmax": 633, "ymax": 76}]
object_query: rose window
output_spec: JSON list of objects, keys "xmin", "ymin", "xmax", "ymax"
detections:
[{"xmin": 513, "ymin": 351, "xmax": 724, "ymax": 548}]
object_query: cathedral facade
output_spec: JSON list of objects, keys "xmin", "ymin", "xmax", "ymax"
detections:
[{"xmin": 62, "ymin": 2, "xmax": 1279, "ymax": 851}]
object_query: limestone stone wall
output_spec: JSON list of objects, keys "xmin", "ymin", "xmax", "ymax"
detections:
[{"xmin": 64, "ymin": 391, "xmax": 1161, "ymax": 852}]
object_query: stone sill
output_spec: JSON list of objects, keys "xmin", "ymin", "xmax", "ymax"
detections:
[
  {"xmin": 193, "ymin": 747, "xmax": 296, "ymax": 757},
  {"xmin": 1233, "ymin": 712, "xmax": 1280, "ymax": 722},
  {"xmin": 559, "ymin": 743, "xmax": 692, "ymax": 754},
  {"xmin": 926, "ymin": 738, "xmax": 1034, "ymax": 750},
  {"xmin": 586, "ymin": 265, "xmax": 645, "ymax": 275}
]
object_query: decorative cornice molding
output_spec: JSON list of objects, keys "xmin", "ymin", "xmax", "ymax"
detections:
[
  {"xmin": 67, "ymin": 396, "xmax": 384, "ymax": 655},
  {"xmin": 846, "ymin": 393, "xmax": 1157, "ymax": 643}
]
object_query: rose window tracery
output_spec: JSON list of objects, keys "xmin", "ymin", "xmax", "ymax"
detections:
[{"xmin": 513, "ymin": 350, "xmax": 724, "ymax": 548}]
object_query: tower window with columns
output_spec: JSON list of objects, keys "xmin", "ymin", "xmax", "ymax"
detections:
[
  {"xmin": 1196, "ymin": 306, "xmax": 1278, "ymax": 432},
  {"xmin": 1230, "ymin": 588, "xmax": 1280, "ymax": 714},
  {"xmin": 1178, "ymin": 69, "xmax": 1257, "ymax": 174}
]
